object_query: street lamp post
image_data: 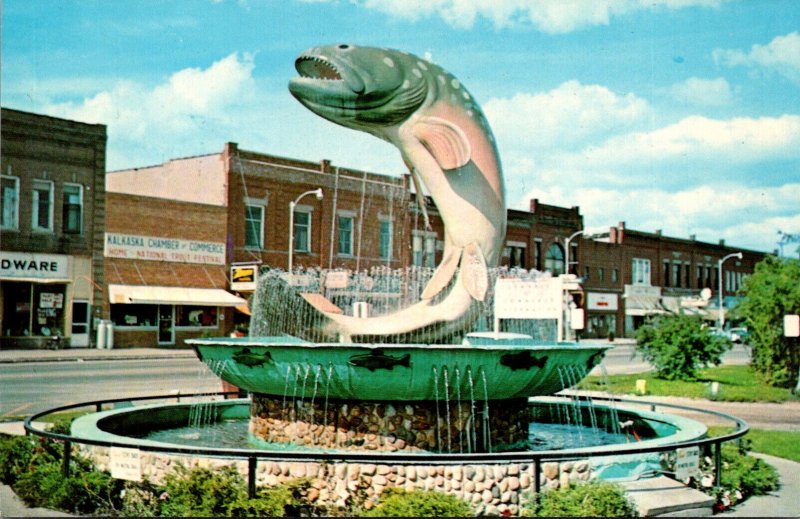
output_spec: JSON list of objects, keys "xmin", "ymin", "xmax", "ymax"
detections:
[
  {"xmin": 288, "ymin": 188, "xmax": 323, "ymax": 279},
  {"xmin": 562, "ymin": 229, "xmax": 585, "ymax": 341},
  {"xmin": 718, "ymin": 252, "xmax": 742, "ymax": 329},
  {"xmin": 564, "ymin": 229, "xmax": 585, "ymax": 276}
]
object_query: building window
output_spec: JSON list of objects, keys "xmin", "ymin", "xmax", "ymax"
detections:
[
  {"xmin": 544, "ymin": 243, "xmax": 565, "ymax": 275},
  {"xmin": 1, "ymin": 281, "xmax": 67, "ymax": 337},
  {"xmin": 584, "ymin": 266, "xmax": 591, "ymax": 280},
  {"xmin": 632, "ymin": 258, "xmax": 651, "ymax": 286},
  {"xmin": 413, "ymin": 235, "xmax": 423, "ymax": 266},
  {"xmin": 663, "ymin": 260, "xmax": 671, "ymax": 287},
  {"xmin": 62, "ymin": 183, "xmax": 83, "ymax": 234},
  {"xmin": 696, "ymin": 265, "xmax": 703, "ymax": 288},
  {"xmin": 175, "ymin": 305, "xmax": 218, "ymax": 327},
  {"xmin": 412, "ymin": 233, "xmax": 436, "ymax": 267},
  {"xmin": 705, "ymin": 266, "xmax": 712, "ymax": 288},
  {"xmin": 684, "ymin": 264, "xmax": 691, "ymax": 288},
  {"xmin": 534, "ymin": 240, "xmax": 543, "ymax": 271},
  {"xmin": 1, "ymin": 175, "xmax": 19, "ymax": 230},
  {"xmin": 379, "ymin": 220, "xmax": 392, "ymax": 260},
  {"xmin": 32, "ymin": 179, "xmax": 54, "ymax": 231},
  {"xmin": 611, "ymin": 268, "xmax": 619, "ymax": 283},
  {"xmin": 111, "ymin": 304, "xmax": 158, "ymax": 327},
  {"xmin": 569, "ymin": 243, "xmax": 578, "ymax": 274},
  {"xmin": 337, "ymin": 216, "xmax": 354, "ymax": 256},
  {"xmin": 598, "ymin": 267, "xmax": 605, "ymax": 281},
  {"xmin": 293, "ymin": 210, "xmax": 311, "ymax": 253},
  {"xmin": 508, "ymin": 244, "xmax": 525, "ymax": 268},
  {"xmin": 244, "ymin": 203, "xmax": 264, "ymax": 249},
  {"xmin": 673, "ymin": 262, "xmax": 682, "ymax": 288},
  {"xmin": 425, "ymin": 236, "xmax": 436, "ymax": 267}
]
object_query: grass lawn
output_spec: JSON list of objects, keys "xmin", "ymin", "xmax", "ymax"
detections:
[
  {"xmin": 583, "ymin": 365, "xmax": 798, "ymax": 402},
  {"xmin": 708, "ymin": 426, "xmax": 800, "ymax": 463}
]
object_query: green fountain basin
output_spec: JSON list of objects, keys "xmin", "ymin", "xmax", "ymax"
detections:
[{"xmin": 187, "ymin": 334, "xmax": 611, "ymax": 401}]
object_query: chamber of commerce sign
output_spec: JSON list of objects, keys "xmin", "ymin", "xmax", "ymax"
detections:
[{"xmin": 105, "ymin": 233, "xmax": 225, "ymax": 265}]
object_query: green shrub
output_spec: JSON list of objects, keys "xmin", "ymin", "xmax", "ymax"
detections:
[
  {"xmin": 156, "ymin": 466, "xmax": 323, "ymax": 517},
  {"xmin": 363, "ymin": 487, "xmax": 474, "ymax": 517},
  {"xmin": 636, "ymin": 313, "xmax": 730, "ymax": 381},
  {"xmin": 226, "ymin": 485, "xmax": 291, "ymax": 517},
  {"xmin": 160, "ymin": 465, "xmax": 247, "ymax": 517},
  {"xmin": 689, "ymin": 443, "xmax": 780, "ymax": 511},
  {"xmin": 524, "ymin": 481, "xmax": 639, "ymax": 517},
  {"xmin": 12, "ymin": 457, "xmax": 122, "ymax": 515},
  {"xmin": 735, "ymin": 256, "xmax": 800, "ymax": 387},
  {"xmin": 0, "ymin": 435, "xmax": 39, "ymax": 484}
]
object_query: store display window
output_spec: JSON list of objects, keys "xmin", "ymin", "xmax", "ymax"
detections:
[{"xmin": 1, "ymin": 281, "xmax": 66, "ymax": 337}]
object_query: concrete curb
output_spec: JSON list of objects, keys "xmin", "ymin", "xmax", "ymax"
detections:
[{"xmin": 0, "ymin": 348, "xmax": 197, "ymax": 364}]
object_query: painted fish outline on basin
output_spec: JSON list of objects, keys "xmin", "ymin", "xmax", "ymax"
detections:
[
  {"xmin": 289, "ymin": 44, "xmax": 506, "ymax": 341},
  {"xmin": 348, "ymin": 349, "xmax": 412, "ymax": 371}
]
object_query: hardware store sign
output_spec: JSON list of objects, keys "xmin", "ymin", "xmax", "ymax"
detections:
[
  {"xmin": 105, "ymin": 233, "xmax": 225, "ymax": 265},
  {"xmin": 1, "ymin": 252, "xmax": 68, "ymax": 279}
]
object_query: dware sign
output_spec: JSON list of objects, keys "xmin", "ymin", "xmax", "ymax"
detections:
[{"xmin": 0, "ymin": 252, "xmax": 68, "ymax": 279}]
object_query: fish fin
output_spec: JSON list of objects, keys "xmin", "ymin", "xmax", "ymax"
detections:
[
  {"xmin": 421, "ymin": 245, "xmax": 461, "ymax": 300},
  {"xmin": 460, "ymin": 242, "xmax": 488, "ymax": 301},
  {"xmin": 413, "ymin": 116, "xmax": 471, "ymax": 170},
  {"xmin": 408, "ymin": 165, "xmax": 432, "ymax": 230}
]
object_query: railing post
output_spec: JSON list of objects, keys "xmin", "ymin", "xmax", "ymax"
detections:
[
  {"xmin": 248, "ymin": 456, "xmax": 257, "ymax": 499},
  {"xmin": 533, "ymin": 457, "xmax": 541, "ymax": 496},
  {"xmin": 62, "ymin": 440, "xmax": 72, "ymax": 478},
  {"xmin": 714, "ymin": 440, "xmax": 722, "ymax": 487}
]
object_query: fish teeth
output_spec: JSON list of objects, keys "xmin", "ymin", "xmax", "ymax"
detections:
[{"xmin": 297, "ymin": 56, "xmax": 342, "ymax": 81}]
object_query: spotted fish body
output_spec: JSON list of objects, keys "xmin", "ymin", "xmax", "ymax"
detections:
[{"xmin": 290, "ymin": 44, "xmax": 506, "ymax": 340}]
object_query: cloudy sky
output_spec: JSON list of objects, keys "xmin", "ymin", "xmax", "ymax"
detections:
[{"xmin": 3, "ymin": 0, "xmax": 799, "ymax": 254}]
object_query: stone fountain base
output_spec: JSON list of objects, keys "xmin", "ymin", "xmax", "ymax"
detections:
[{"xmin": 250, "ymin": 394, "xmax": 531, "ymax": 453}]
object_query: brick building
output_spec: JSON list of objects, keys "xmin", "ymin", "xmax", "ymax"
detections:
[
  {"xmin": 105, "ymin": 152, "xmax": 244, "ymax": 347},
  {"xmin": 580, "ymin": 222, "xmax": 766, "ymax": 338},
  {"xmin": 1, "ymin": 108, "xmax": 107, "ymax": 349},
  {"xmin": 107, "ymin": 141, "xmax": 767, "ymax": 346},
  {"xmin": 104, "ymin": 143, "xmax": 421, "ymax": 347},
  {"xmin": 505, "ymin": 199, "xmax": 583, "ymax": 273},
  {"xmin": 2, "ymin": 107, "xmax": 769, "ymax": 348}
]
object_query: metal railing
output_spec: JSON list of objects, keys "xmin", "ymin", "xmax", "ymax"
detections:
[{"xmin": 24, "ymin": 392, "xmax": 749, "ymax": 499}]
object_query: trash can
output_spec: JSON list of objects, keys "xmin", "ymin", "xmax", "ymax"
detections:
[{"xmin": 96, "ymin": 321, "xmax": 106, "ymax": 349}]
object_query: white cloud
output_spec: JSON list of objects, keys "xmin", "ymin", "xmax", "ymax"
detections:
[
  {"xmin": 668, "ymin": 77, "xmax": 733, "ymax": 107},
  {"xmin": 525, "ymin": 183, "xmax": 800, "ymax": 252},
  {"xmin": 42, "ymin": 53, "xmax": 257, "ymax": 168},
  {"xmin": 353, "ymin": 0, "xmax": 725, "ymax": 33},
  {"xmin": 714, "ymin": 31, "xmax": 800, "ymax": 84},
  {"xmin": 566, "ymin": 115, "xmax": 800, "ymax": 182},
  {"xmin": 484, "ymin": 80, "xmax": 650, "ymax": 151}
]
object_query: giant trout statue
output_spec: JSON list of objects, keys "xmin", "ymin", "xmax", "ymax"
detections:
[{"xmin": 289, "ymin": 44, "xmax": 506, "ymax": 341}]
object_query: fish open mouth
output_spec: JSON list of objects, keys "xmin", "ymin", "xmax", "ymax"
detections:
[{"xmin": 296, "ymin": 56, "xmax": 342, "ymax": 81}]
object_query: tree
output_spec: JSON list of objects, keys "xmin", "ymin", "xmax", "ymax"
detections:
[
  {"xmin": 635, "ymin": 313, "xmax": 730, "ymax": 381},
  {"xmin": 734, "ymin": 256, "xmax": 800, "ymax": 387}
]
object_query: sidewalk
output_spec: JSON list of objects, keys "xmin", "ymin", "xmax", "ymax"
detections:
[{"xmin": 0, "ymin": 346, "xmax": 197, "ymax": 364}]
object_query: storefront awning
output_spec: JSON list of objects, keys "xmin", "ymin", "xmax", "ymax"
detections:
[
  {"xmin": 109, "ymin": 284, "xmax": 246, "ymax": 307},
  {"xmin": 624, "ymin": 295, "xmax": 666, "ymax": 316}
]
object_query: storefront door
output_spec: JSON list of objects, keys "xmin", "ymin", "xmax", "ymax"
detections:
[
  {"xmin": 71, "ymin": 300, "xmax": 90, "ymax": 347},
  {"xmin": 158, "ymin": 305, "xmax": 174, "ymax": 345}
]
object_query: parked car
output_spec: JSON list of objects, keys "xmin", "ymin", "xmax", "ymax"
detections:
[
  {"xmin": 728, "ymin": 327, "xmax": 750, "ymax": 344},
  {"xmin": 708, "ymin": 326, "xmax": 749, "ymax": 344},
  {"xmin": 708, "ymin": 327, "xmax": 732, "ymax": 341}
]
